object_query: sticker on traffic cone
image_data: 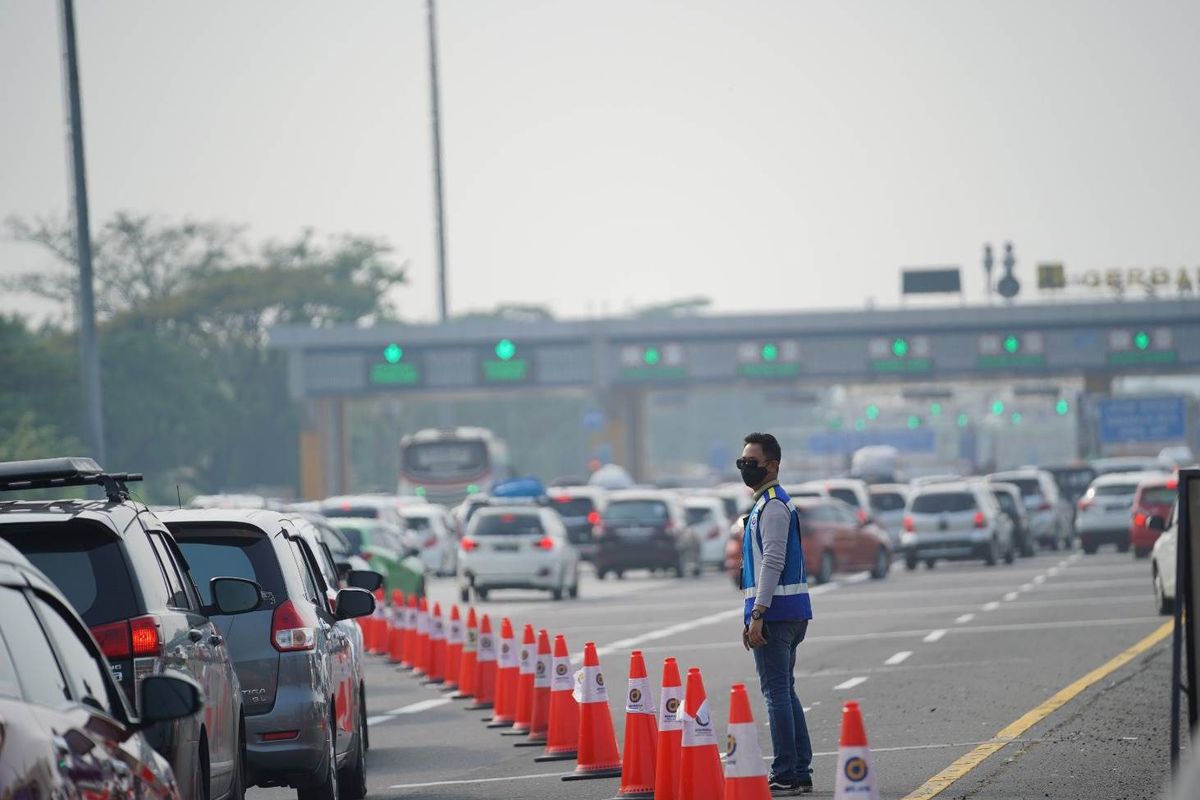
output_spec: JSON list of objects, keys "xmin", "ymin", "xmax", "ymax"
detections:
[
  {"xmin": 452, "ymin": 607, "xmax": 478, "ymax": 700},
  {"xmin": 677, "ymin": 668, "xmax": 723, "ymax": 800},
  {"xmin": 387, "ymin": 591, "xmax": 405, "ymax": 664},
  {"xmin": 400, "ymin": 595, "xmax": 419, "ymax": 670},
  {"xmin": 723, "ymin": 684, "xmax": 769, "ymax": 800},
  {"xmin": 424, "ymin": 602, "xmax": 446, "ymax": 684},
  {"xmin": 466, "ymin": 614, "xmax": 496, "ymax": 710},
  {"xmin": 834, "ymin": 701, "xmax": 878, "ymax": 800},
  {"xmin": 654, "ymin": 657, "xmax": 684, "ymax": 800},
  {"xmin": 562, "ymin": 641, "xmax": 622, "ymax": 781},
  {"xmin": 441, "ymin": 605, "xmax": 463, "ymax": 692},
  {"xmin": 535, "ymin": 634, "xmax": 579, "ymax": 762},
  {"xmin": 488, "ymin": 618, "xmax": 519, "ymax": 727},
  {"xmin": 505, "ymin": 624, "xmax": 537, "ymax": 736},
  {"xmin": 414, "ymin": 597, "xmax": 431, "ymax": 677},
  {"xmin": 609, "ymin": 650, "xmax": 657, "ymax": 798},
  {"xmin": 516, "ymin": 628, "xmax": 552, "ymax": 748}
]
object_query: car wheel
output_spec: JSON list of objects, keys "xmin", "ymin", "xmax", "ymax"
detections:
[
  {"xmin": 1003, "ymin": 539, "xmax": 1015, "ymax": 565},
  {"xmin": 1048, "ymin": 530, "xmax": 1060, "ymax": 551},
  {"xmin": 984, "ymin": 537, "xmax": 998, "ymax": 567},
  {"xmin": 569, "ymin": 573, "xmax": 580, "ymax": 599},
  {"xmin": 459, "ymin": 586, "xmax": 470, "ymax": 604},
  {"xmin": 475, "ymin": 587, "xmax": 489, "ymax": 601},
  {"xmin": 229, "ymin": 723, "xmax": 246, "ymax": 800},
  {"xmin": 297, "ymin": 714, "xmax": 339, "ymax": 800},
  {"xmin": 1133, "ymin": 546, "xmax": 1151, "ymax": 559},
  {"xmin": 1116, "ymin": 540, "xmax": 1131, "ymax": 554},
  {"xmin": 195, "ymin": 735, "xmax": 211, "ymax": 800},
  {"xmin": 1081, "ymin": 541, "xmax": 1098, "ymax": 555},
  {"xmin": 596, "ymin": 568, "xmax": 609, "ymax": 580},
  {"xmin": 360, "ymin": 686, "xmax": 368, "ymax": 751},
  {"xmin": 1021, "ymin": 533, "xmax": 1035, "ymax": 558},
  {"xmin": 551, "ymin": 583, "xmax": 564, "ymax": 601},
  {"xmin": 870, "ymin": 548, "xmax": 889, "ymax": 580},
  {"xmin": 1154, "ymin": 567, "xmax": 1174, "ymax": 615},
  {"xmin": 904, "ymin": 552, "xmax": 919, "ymax": 571},
  {"xmin": 816, "ymin": 551, "xmax": 834, "ymax": 584},
  {"xmin": 925, "ymin": 558, "xmax": 937, "ymax": 570},
  {"xmin": 615, "ymin": 570, "xmax": 625, "ymax": 580},
  {"xmin": 338, "ymin": 703, "xmax": 367, "ymax": 800}
]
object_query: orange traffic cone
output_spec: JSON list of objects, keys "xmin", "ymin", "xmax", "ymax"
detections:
[
  {"xmin": 653, "ymin": 657, "xmax": 684, "ymax": 800},
  {"xmin": 506, "ymin": 624, "xmax": 537, "ymax": 736},
  {"xmin": 452, "ymin": 607, "xmax": 477, "ymax": 700},
  {"xmin": 425, "ymin": 602, "xmax": 447, "ymax": 684},
  {"xmin": 611, "ymin": 650, "xmax": 658, "ymax": 797},
  {"xmin": 467, "ymin": 614, "xmax": 497, "ymax": 710},
  {"xmin": 562, "ymin": 641, "xmax": 622, "ymax": 781},
  {"xmin": 677, "ymin": 668, "xmax": 723, "ymax": 800},
  {"xmin": 441, "ymin": 605, "xmax": 463, "ymax": 692},
  {"xmin": 834, "ymin": 701, "xmax": 878, "ymax": 800},
  {"xmin": 414, "ymin": 597, "xmax": 431, "ymax": 677},
  {"xmin": 515, "ymin": 628, "xmax": 552, "ymax": 748},
  {"xmin": 387, "ymin": 590, "xmax": 405, "ymax": 664},
  {"xmin": 367, "ymin": 589, "xmax": 386, "ymax": 654},
  {"xmin": 488, "ymin": 618, "xmax": 519, "ymax": 727},
  {"xmin": 535, "ymin": 634, "xmax": 579, "ymax": 762},
  {"xmin": 723, "ymin": 684, "xmax": 769, "ymax": 800},
  {"xmin": 400, "ymin": 595, "xmax": 418, "ymax": 670}
]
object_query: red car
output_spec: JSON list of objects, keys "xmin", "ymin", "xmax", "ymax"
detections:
[
  {"xmin": 1130, "ymin": 474, "xmax": 1177, "ymax": 558},
  {"xmin": 725, "ymin": 497, "xmax": 892, "ymax": 585}
]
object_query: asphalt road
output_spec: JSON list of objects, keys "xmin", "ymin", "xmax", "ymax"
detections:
[{"xmin": 248, "ymin": 548, "xmax": 1177, "ymax": 800}]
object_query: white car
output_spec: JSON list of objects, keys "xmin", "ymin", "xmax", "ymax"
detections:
[
  {"xmin": 683, "ymin": 495, "xmax": 730, "ymax": 568},
  {"xmin": 1149, "ymin": 502, "xmax": 1177, "ymax": 614},
  {"xmin": 987, "ymin": 469, "xmax": 1073, "ymax": 550},
  {"xmin": 901, "ymin": 481, "xmax": 1015, "ymax": 569},
  {"xmin": 1075, "ymin": 471, "xmax": 1162, "ymax": 554},
  {"xmin": 799, "ymin": 479, "xmax": 873, "ymax": 523},
  {"xmin": 868, "ymin": 484, "xmax": 909, "ymax": 548},
  {"xmin": 400, "ymin": 503, "xmax": 459, "ymax": 576},
  {"xmin": 457, "ymin": 506, "xmax": 580, "ymax": 602}
]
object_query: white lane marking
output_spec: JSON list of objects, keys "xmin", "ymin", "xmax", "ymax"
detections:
[
  {"xmin": 1020, "ymin": 583, "xmax": 1034, "ymax": 592},
  {"xmin": 982, "ymin": 601, "xmax": 1000, "ymax": 611},
  {"xmin": 923, "ymin": 629, "xmax": 947, "ymax": 643},
  {"xmin": 884, "ymin": 651, "xmax": 912, "ymax": 665},
  {"xmin": 366, "ymin": 715, "xmax": 394, "ymax": 726},
  {"xmin": 955, "ymin": 613, "xmax": 975, "ymax": 624},
  {"xmin": 1033, "ymin": 575, "xmax": 1046, "ymax": 584},
  {"xmin": 1003, "ymin": 592, "xmax": 1019, "ymax": 602},
  {"xmin": 1047, "ymin": 567, "xmax": 1060, "ymax": 577},
  {"xmin": 390, "ymin": 771, "xmax": 570, "ymax": 790},
  {"xmin": 763, "ymin": 738, "xmax": 1032, "ymax": 761},
  {"xmin": 389, "ymin": 697, "xmax": 452, "ymax": 715},
  {"xmin": 834, "ymin": 676, "xmax": 868, "ymax": 690}
]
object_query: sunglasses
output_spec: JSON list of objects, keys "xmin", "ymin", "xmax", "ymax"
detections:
[{"xmin": 736, "ymin": 458, "xmax": 775, "ymax": 470}]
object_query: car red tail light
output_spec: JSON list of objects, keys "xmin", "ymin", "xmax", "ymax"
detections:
[
  {"xmin": 423, "ymin": 535, "xmax": 438, "ymax": 549},
  {"xmin": 903, "ymin": 516, "xmax": 915, "ymax": 533},
  {"xmin": 857, "ymin": 508, "xmax": 868, "ymax": 524},
  {"xmin": 91, "ymin": 620, "xmax": 133, "ymax": 660},
  {"xmin": 1077, "ymin": 498, "xmax": 1094, "ymax": 511},
  {"xmin": 271, "ymin": 600, "xmax": 317, "ymax": 652},
  {"xmin": 460, "ymin": 537, "xmax": 478, "ymax": 552},
  {"xmin": 91, "ymin": 615, "xmax": 162, "ymax": 660},
  {"xmin": 360, "ymin": 550, "xmax": 374, "ymax": 561},
  {"xmin": 663, "ymin": 519, "xmax": 676, "ymax": 536},
  {"xmin": 974, "ymin": 511, "xmax": 987, "ymax": 529},
  {"xmin": 586, "ymin": 511, "xmax": 601, "ymax": 526},
  {"xmin": 1133, "ymin": 512, "xmax": 1147, "ymax": 528},
  {"xmin": 1037, "ymin": 501, "xmax": 1052, "ymax": 511},
  {"xmin": 534, "ymin": 536, "xmax": 555, "ymax": 551},
  {"xmin": 130, "ymin": 616, "xmax": 162, "ymax": 657}
]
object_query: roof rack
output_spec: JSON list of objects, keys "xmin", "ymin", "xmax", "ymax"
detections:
[{"xmin": 0, "ymin": 457, "xmax": 143, "ymax": 502}]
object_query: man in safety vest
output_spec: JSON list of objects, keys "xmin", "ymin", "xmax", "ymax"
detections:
[{"xmin": 739, "ymin": 431, "xmax": 814, "ymax": 795}]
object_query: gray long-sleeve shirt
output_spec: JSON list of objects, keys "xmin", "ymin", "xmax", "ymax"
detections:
[{"xmin": 754, "ymin": 486, "xmax": 792, "ymax": 609}]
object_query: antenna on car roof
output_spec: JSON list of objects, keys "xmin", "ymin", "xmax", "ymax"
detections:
[{"xmin": 177, "ymin": 484, "xmax": 183, "ymax": 509}]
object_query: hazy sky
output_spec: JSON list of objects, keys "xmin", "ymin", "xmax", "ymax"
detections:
[{"xmin": 2, "ymin": 0, "xmax": 1198, "ymax": 323}]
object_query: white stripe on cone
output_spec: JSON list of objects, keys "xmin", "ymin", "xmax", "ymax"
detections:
[
  {"xmin": 625, "ymin": 676, "xmax": 655, "ymax": 715},
  {"xmin": 518, "ymin": 645, "xmax": 534, "ymax": 676},
  {"xmin": 477, "ymin": 633, "xmax": 497, "ymax": 662},
  {"xmin": 416, "ymin": 610, "xmax": 429, "ymax": 635},
  {"xmin": 499, "ymin": 638, "xmax": 518, "ymax": 669},
  {"xmin": 447, "ymin": 618, "xmax": 463, "ymax": 646},
  {"xmin": 550, "ymin": 654, "xmax": 573, "ymax": 691},
  {"xmin": 834, "ymin": 746, "xmax": 879, "ymax": 799},
  {"xmin": 678, "ymin": 699, "xmax": 716, "ymax": 748},
  {"xmin": 534, "ymin": 652, "xmax": 552, "ymax": 689},
  {"xmin": 431, "ymin": 616, "xmax": 445, "ymax": 641},
  {"xmin": 463, "ymin": 626, "xmax": 477, "ymax": 653},
  {"xmin": 724, "ymin": 721, "xmax": 766, "ymax": 779},
  {"xmin": 573, "ymin": 663, "xmax": 608, "ymax": 704},
  {"xmin": 658, "ymin": 686, "xmax": 684, "ymax": 731}
]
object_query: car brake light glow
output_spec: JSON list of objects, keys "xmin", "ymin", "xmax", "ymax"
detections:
[
  {"xmin": 1133, "ymin": 512, "xmax": 1147, "ymax": 528},
  {"xmin": 91, "ymin": 620, "xmax": 133, "ymax": 660},
  {"xmin": 586, "ymin": 511, "xmax": 601, "ymax": 526},
  {"xmin": 903, "ymin": 516, "xmax": 915, "ymax": 533},
  {"xmin": 1037, "ymin": 501, "xmax": 1052, "ymax": 511},
  {"xmin": 974, "ymin": 511, "xmax": 986, "ymax": 529},
  {"xmin": 663, "ymin": 519, "xmax": 675, "ymax": 535},
  {"xmin": 1166, "ymin": 478, "xmax": 1178, "ymax": 490},
  {"xmin": 262, "ymin": 730, "xmax": 300, "ymax": 742},
  {"xmin": 130, "ymin": 615, "xmax": 162, "ymax": 657},
  {"xmin": 271, "ymin": 600, "xmax": 317, "ymax": 652},
  {"xmin": 460, "ymin": 537, "xmax": 478, "ymax": 552},
  {"xmin": 423, "ymin": 535, "xmax": 438, "ymax": 548},
  {"xmin": 1077, "ymin": 498, "xmax": 1094, "ymax": 511},
  {"xmin": 554, "ymin": 496, "xmax": 572, "ymax": 504},
  {"xmin": 857, "ymin": 508, "xmax": 868, "ymax": 524},
  {"xmin": 535, "ymin": 536, "xmax": 555, "ymax": 551},
  {"xmin": 501, "ymin": 514, "xmax": 516, "ymax": 523}
]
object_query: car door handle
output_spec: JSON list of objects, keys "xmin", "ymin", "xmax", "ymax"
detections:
[
  {"xmin": 209, "ymin": 634, "xmax": 224, "ymax": 647},
  {"xmin": 188, "ymin": 629, "xmax": 204, "ymax": 643}
]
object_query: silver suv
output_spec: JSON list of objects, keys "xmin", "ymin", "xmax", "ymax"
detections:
[
  {"xmin": 987, "ymin": 469, "xmax": 1073, "ymax": 550},
  {"xmin": 901, "ymin": 481, "xmax": 1015, "ymax": 569},
  {"xmin": 161, "ymin": 510, "xmax": 375, "ymax": 800}
]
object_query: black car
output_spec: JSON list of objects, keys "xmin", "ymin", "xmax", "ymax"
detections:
[
  {"xmin": 547, "ymin": 486, "xmax": 607, "ymax": 561},
  {"xmin": 0, "ymin": 538, "xmax": 206, "ymax": 800},
  {"xmin": 0, "ymin": 458, "xmax": 261, "ymax": 800},
  {"xmin": 593, "ymin": 490, "xmax": 701, "ymax": 579}
]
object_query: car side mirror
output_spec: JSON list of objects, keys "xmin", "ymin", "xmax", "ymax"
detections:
[
  {"xmin": 346, "ymin": 569, "xmax": 383, "ymax": 592},
  {"xmin": 210, "ymin": 577, "xmax": 262, "ymax": 615},
  {"xmin": 1148, "ymin": 515, "xmax": 1166, "ymax": 531},
  {"xmin": 334, "ymin": 587, "xmax": 376, "ymax": 620},
  {"xmin": 137, "ymin": 673, "xmax": 204, "ymax": 728}
]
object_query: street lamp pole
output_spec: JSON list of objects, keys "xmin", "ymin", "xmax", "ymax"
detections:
[
  {"xmin": 426, "ymin": 0, "xmax": 450, "ymax": 323},
  {"xmin": 58, "ymin": 0, "xmax": 106, "ymax": 465}
]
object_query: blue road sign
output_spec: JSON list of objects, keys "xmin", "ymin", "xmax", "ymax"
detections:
[{"xmin": 1097, "ymin": 396, "xmax": 1186, "ymax": 444}]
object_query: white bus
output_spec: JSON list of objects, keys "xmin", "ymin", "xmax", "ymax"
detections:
[{"xmin": 398, "ymin": 427, "xmax": 512, "ymax": 506}]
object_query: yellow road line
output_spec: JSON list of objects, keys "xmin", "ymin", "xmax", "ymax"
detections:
[{"xmin": 901, "ymin": 620, "xmax": 1173, "ymax": 800}]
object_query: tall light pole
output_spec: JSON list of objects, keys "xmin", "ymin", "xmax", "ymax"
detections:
[
  {"xmin": 426, "ymin": 0, "xmax": 450, "ymax": 322},
  {"xmin": 58, "ymin": 0, "xmax": 106, "ymax": 465}
]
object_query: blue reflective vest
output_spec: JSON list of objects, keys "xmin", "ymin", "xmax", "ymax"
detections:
[{"xmin": 742, "ymin": 484, "xmax": 812, "ymax": 625}]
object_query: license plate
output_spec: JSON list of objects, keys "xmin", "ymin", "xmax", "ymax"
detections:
[
  {"xmin": 617, "ymin": 526, "xmax": 654, "ymax": 539},
  {"xmin": 492, "ymin": 542, "xmax": 519, "ymax": 552}
]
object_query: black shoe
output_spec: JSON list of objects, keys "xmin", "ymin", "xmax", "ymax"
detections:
[
  {"xmin": 767, "ymin": 778, "xmax": 804, "ymax": 797},
  {"xmin": 797, "ymin": 775, "xmax": 814, "ymax": 794}
]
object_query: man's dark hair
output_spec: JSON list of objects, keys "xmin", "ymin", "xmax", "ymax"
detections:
[{"xmin": 743, "ymin": 432, "xmax": 781, "ymax": 463}]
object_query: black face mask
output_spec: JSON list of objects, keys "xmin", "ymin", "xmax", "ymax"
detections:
[{"xmin": 740, "ymin": 464, "xmax": 769, "ymax": 488}]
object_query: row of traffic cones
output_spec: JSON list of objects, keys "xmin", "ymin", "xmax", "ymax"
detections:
[{"xmin": 363, "ymin": 593, "xmax": 878, "ymax": 800}]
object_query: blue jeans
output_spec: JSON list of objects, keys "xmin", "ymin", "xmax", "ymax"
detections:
[{"xmin": 751, "ymin": 619, "xmax": 812, "ymax": 783}]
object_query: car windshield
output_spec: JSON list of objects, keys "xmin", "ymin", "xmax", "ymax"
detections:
[
  {"xmin": 911, "ymin": 492, "xmax": 976, "ymax": 514},
  {"xmin": 1048, "ymin": 468, "xmax": 1096, "ymax": 497},
  {"xmin": 606, "ymin": 500, "xmax": 670, "ymax": 524},
  {"xmin": 0, "ymin": 523, "xmax": 139, "ymax": 627},
  {"xmin": 870, "ymin": 492, "xmax": 905, "ymax": 512},
  {"xmin": 404, "ymin": 515, "xmax": 433, "ymax": 531},
  {"xmin": 685, "ymin": 507, "xmax": 715, "ymax": 525},
  {"xmin": 829, "ymin": 488, "xmax": 860, "ymax": 507},
  {"xmin": 1141, "ymin": 486, "xmax": 1176, "ymax": 506},
  {"xmin": 1092, "ymin": 483, "xmax": 1138, "ymax": 497},
  {"xmin": 1001, "ymin": 478, "xmax": 1042, "ymax": 498},
  {"xmin": 551, "ymin": 497, "xmax": 595, "ymax": 517},
  {"xmin": 471, "ymin": 513, "xmax": 544, "ymax": 537},
  {"xmin": 169, "ymin": 527, "xmax": 286, "ymax": 607},
  {"xmin": 322, "ymin": 505, "xmax": 382, "ymax": 520},
  {"xmin": 991, "ymin": 491, "xmax": 1019, "ymax": 515}
]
